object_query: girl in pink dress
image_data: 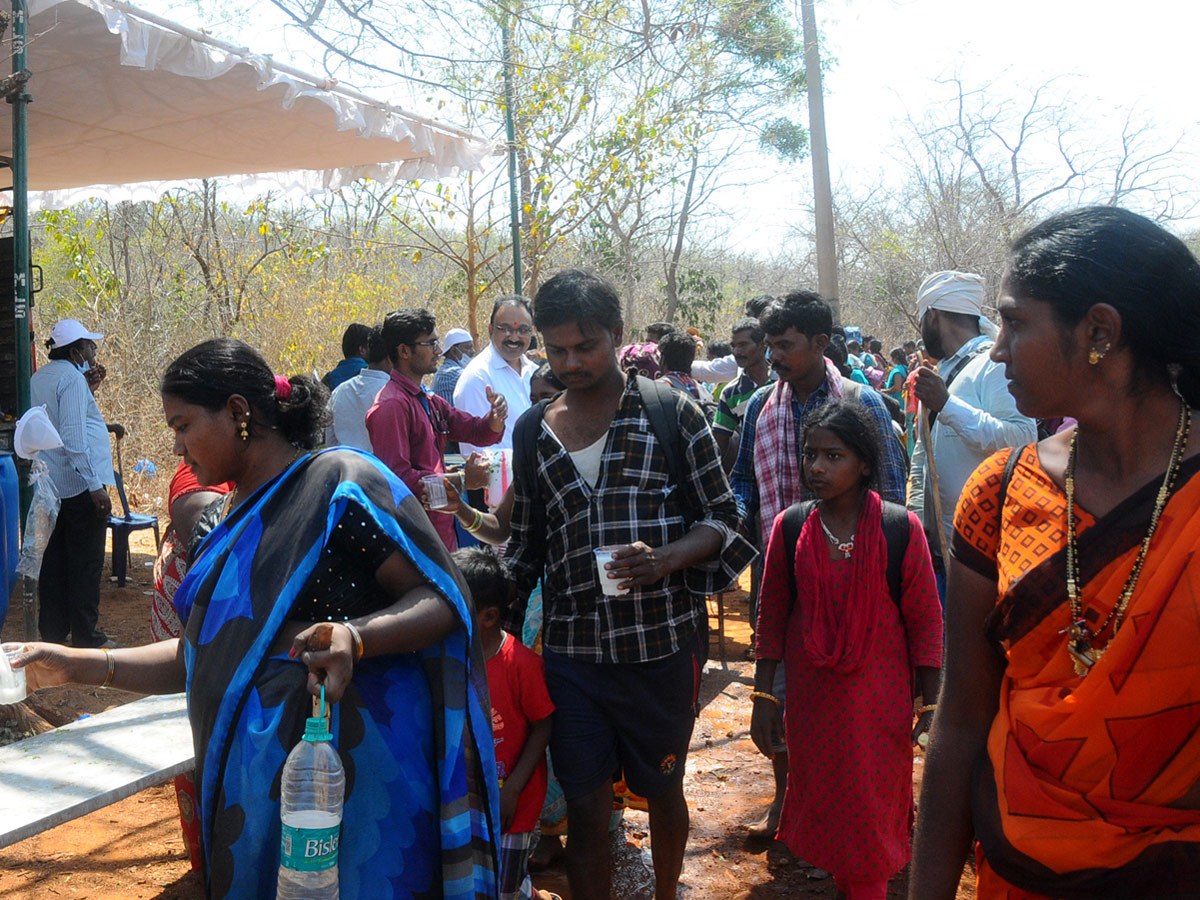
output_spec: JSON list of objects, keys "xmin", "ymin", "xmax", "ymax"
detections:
[{"xmin": 750, "ymin": 400, "xmax": 943, "ymax": 900}]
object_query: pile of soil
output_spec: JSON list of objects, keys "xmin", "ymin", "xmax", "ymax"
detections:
[{"xmin": 0, "ymin": 533, "xmax": 975, "ymax": 900}]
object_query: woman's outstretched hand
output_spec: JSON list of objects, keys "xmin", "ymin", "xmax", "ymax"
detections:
[{"xmin": 4, "ymin": 641, "xmax": 78, "ymax": 691}]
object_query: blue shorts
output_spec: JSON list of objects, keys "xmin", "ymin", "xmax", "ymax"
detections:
[{"xmin": 544, "ymin": 630, "xmax": 704, "ymax": 802}]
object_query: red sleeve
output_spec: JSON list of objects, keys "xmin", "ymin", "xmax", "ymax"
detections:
[
  {"xmin": 899, "ymin": 512, "xmax": 943, "ymax": 669},
  {"xmin": 439, "ymin": 395, "xmax": 502, "ymax": 448},
  {"xmin": 511, "ymin": 641, "xmax": 555, "ymax": 722},
  {"xmin": 366, "ymin": 397, "xmax": 423, "ymax": 496},
  {"xmin": 754, "ymin": 510, "xmax": 793, "ymax": 662}
]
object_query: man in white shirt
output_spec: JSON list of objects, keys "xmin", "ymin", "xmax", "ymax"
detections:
[
  {"xmin": 453, "ymin": 295, "xmax": 537, "ymax": 454},
  {"xmin": 30, "ymin": 319, "xmax": 123, "ymax": 648},
  {"xmin": 908, "ymin": 271, "xmax": 1038, "ymax": 597},
  {"xmin": 325, "ymin": 323, "xmax": 392, "ymax": 452}
]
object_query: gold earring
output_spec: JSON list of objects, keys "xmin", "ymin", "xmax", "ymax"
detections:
[
  {"xmin": 1088, "ymin": 344, "xmax": 1110, "ymax": 366},
  {"xmin": 240, "ymin": 420, "xmax": 250, "ymax": 442}
]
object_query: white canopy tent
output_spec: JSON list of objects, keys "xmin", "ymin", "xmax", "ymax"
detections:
[{"xmin": 5, "ymin": 0, "xmax": 497, "ymax": 207}]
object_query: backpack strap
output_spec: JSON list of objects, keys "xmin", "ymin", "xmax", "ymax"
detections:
[
  {"xmin": 880, "ymin": 500, "xmax": 911, "ymax": 610},
  {"xmin": 636, "ymin": 375, "xmax": 699, "ymax": 526},
  {"xmin": 782, "ymin": 500, "xmax": 818, "ymax": 598}
]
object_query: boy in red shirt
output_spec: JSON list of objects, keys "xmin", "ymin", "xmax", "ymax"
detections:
[{"xmin": 454, "ymin": 548, "xmax": 556, "ymax": 900}]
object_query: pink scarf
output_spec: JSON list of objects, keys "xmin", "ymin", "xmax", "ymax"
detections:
[
  {"xmin": 795, "ymin": 490, "xmax": 886, "ymax": 673},
  {"xmin": 752, "ymin": 357, "xmax": 845, "ymax": 539}
]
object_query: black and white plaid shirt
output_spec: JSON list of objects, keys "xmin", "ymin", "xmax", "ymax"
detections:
[{"xmin": 505, "ymin": 373, "xmax": 756, "ymax": 663}]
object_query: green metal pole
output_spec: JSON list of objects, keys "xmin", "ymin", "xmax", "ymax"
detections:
[
  {"xmin": 11, "ymin": 0, "xmax": 30, "ymax": 421},
  {"xmin": 500, "ymin": 6, "xmax": 523, "ymax": 295}
]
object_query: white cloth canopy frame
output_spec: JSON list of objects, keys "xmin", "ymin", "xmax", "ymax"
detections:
[{"xmin": 1, "ymin": 0, "xmax": 497, "ymax": 208}]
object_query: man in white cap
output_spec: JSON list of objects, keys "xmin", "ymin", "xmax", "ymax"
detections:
[
  {"xmin": 432, "ymin": 326, "xmax": 475, "ymax": 404},
  {"xmin": 324, "ymin": 323, "xmax": 392, "ymax": 452},
  {"xmin": 29, "ymin": 319, "xmax": 124, "ymax": 648},
  {"xmin": 908, "ymin": 272, "xmax": 1037, "ymax": 598}
]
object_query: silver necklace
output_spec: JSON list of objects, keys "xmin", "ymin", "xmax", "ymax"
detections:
[{"xmin": 819, "ymin": 513, "xmax": 855, "ymax": 557}]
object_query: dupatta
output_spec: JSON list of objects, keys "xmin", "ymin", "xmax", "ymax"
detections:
[
  {"xmin": 972, "ymin": 450, "xmax": 1200, "ymax": 898},
  {"xmin": 174, "ymin": 448, "xmax": 499, "ymax": 900}
]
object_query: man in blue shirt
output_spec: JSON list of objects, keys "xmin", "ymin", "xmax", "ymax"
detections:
[
  {"xmin": 432, "ymin": 327, "xmax": 475, "ymax": 404},
  {"xmin": 30, "ymin": 319, "xmax": 123, "ymax": 648},
  {"xmin": 320, "ymin": 323, "xmax": 371, "ymax": 391}
]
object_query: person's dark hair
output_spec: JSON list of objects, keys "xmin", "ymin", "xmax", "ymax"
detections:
[
  {"xmin": 451, "ymin": 547, "xmax": 514, "ymax": 612},
  {"xmin": 731, "ymin": 316, "xmax": 765, "ymax": 343},
  {"xmin": 161, "ymin": 338, "xmax": 329, "ymax": 449},
  {"xmin": 46, "ymin": 338, "xmax": 86, "ymax": 361},
  {"xmin": 890, "ymin": 347, "xmax": 906, "ymax": 365},
  {"xmin": 533, "ymin": 269, "xmax": 624, "ymax": 333},
  {"xmin": 366, "ymin": 324, "xmax": 389, "ymax": 365},
  {"xmin": 341, "ymin": 323, "xmax": 371, "ymax": 359},
  {"xmin": 381, "ymin": 308, "xmax": 438, "ymax": 364},
  {"xmin": 532, "ymin": 361, "xmax": 565, "ymax": 391},
  {"xmin": 800, "ymin": 400, "xmax": 882, "ymax": 492},
  {"xmin": 745, "ymin": 295, "xmax": 775, "ymax": 319},
  {"xmin": 831, "ymin": 325, "xmax": 846, "ymax": 339},
  {"xmin": 1006, "ymin": 206, "xmax": 1200, "ymax": 405},
  {"xmin": 846, "ymin": 339, "xmax": 862, "ymax": 353},
  {"xmin": 903, "ymin": 340, "xmax": 917, "ymax": 351},
  {"xmin": 761, "ymin": 290, "xmax": 833, "ymax": 338},
  {"xmin": 489, "ymin": 294, "xmax": 533, "ymax": 326},
  {"xmin": 645, "ymin": 321, "xmax": 674, "ymax": 342},
  {"xmin": 658, "ymin": 330, "xmax": 697, "ymax": 372},
  {"xmin": 825, "ymin": 334, "xmax": 850, "ymax": 377},
  {"xmin": 706, "ymin": 339, "xmax": 732, "ymax": 360},
  {"xmin": 868, "ymin": 339, "xmax": 882, "ymax": 354}
]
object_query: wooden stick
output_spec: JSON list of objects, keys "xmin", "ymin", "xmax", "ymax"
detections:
[{"xmin": 920, "ymin": 403, "xmax": 951, "ymax": 563}]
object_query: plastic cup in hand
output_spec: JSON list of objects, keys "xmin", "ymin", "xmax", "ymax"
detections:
[
  {"xmin": 422, "ymin": 474, "xmax": 449, "ymax": 509},
  {"xmin": 484, "ymin": 449, "xmax": 512, "ymax": 508},
  {"xmin": 594, "ymin": 546, "xmax": 629, "ymax": 596},
  {"xmin": 0, "ymin": 649, "xmax": 27, "ymax": 704}
]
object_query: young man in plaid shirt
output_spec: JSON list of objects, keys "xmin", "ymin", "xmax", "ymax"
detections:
[{"xmin": 504, "ymin": 269, "xmax": 756, "ymax": 900}]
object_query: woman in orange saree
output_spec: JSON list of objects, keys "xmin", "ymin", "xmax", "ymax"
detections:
[{"xmin": 909, "ymin": 207, "xmax": 1200, "ymax": 900}]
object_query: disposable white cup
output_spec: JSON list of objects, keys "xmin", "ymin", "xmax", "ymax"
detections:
[
  {"xmin": 594, "ymin": 546, "xmax": 629, "ymax": 596},
  {"xmin": 422, "ymin": 474, "xmax": 449, "ymax": 509},
  {"xmin": 0, "ymin": 649, "xmax": 27, "ymax": 704},
  {"xmin": 484, "ymin": 449, "xmax": 513, "ymax": 508}
]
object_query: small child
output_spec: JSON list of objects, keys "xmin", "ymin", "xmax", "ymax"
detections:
[{"xmin": 454, "ymin": 547, "xmax": 556, "ymax": 900}]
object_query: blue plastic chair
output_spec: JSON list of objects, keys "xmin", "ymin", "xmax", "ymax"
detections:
[{"xmin": 106, "ymin": 469, "xmax": 160, "ymax": 587}]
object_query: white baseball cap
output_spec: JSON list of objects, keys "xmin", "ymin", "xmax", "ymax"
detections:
[
  {"xmin": 48, "ymin": 319, "xmax": 104, "ymax": 348},
  {"xmin": 441, "ymin": 328, "xmax": 473, "ymax": 353}
]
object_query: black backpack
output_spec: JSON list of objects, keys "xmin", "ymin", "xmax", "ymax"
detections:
[{"xmin": 779, "ymin": 498, "xmax": 911, "ymax": 609}]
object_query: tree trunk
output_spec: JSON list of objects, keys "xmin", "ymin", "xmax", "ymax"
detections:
[{"xmin": 663, "ymin": 151, "xmax": 699, "ymax": 323}]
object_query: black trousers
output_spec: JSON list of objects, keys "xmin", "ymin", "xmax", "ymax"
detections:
[{"xmin": 39, "ymin": 490, "xmax": 108, "ymax": 646}]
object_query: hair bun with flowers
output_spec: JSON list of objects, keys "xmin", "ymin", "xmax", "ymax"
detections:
[{"xmin": 274, "ymin": 374, "xmax": 293, "ymax": 402}]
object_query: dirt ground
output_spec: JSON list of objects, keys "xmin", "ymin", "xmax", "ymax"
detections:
[{"xmin": 0, "ymin": 532, "xmax": 975, "ymax": 900}]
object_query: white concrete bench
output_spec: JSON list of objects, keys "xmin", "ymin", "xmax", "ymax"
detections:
[{"xmin": 0, "ymin": 692, "xmax": 193, "ymax": 848}]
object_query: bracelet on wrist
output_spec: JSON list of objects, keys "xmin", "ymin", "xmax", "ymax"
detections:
[
  {"xmin": 916, "ymin": 703, "xmax": 937, "ymax": 715},
  {"xmin": 342, "ymin": 621, "xmax": 365, "ymax": 663},
  {"xmin": 100, "ymin": 647, "xmax": 116, "ymax": 688},
  {"xmin": 463, "ymin": 508, "xmax": 484, "ymax": 534},
  {"xmin": 750, "ymin": 691, "xmax": 780, "ymax": 706}
]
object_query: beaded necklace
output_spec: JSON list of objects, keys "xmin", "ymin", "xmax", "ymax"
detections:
[{"xmin": 1063, "ymin": 402, "xmax": 1190, "ymax": 676}]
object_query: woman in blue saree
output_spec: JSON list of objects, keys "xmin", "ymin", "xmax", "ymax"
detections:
[{"xmin": 11, "ymin": 338, "xmax": 500, "ymax": 900}]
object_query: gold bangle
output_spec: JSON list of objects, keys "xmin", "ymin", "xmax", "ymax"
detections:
[
  {"xmin": 463, "ymin": 508, "xmax": 484, "ymax": 534},
  {"xmin": 342, "ymin": 622, "xmax": 365, "ymax": 663},
  {"xmin": 100, "ymin": 647, "xmax": 116, "ymax": 688},
  {"xmin": 917, "ymin": 703, "xmax": 937, "ymax": 715},
  {"xmin": 750, "ymin": 691, "xmax": 780, "ymax": 706}
]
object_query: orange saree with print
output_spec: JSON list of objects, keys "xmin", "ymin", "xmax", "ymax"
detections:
[{"xmin": 952, "ymin": 445, "xmax": 1200, "ymax": 899}]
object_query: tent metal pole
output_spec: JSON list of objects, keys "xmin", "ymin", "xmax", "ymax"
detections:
[
  {"xmin": 10, "ymin": 0, "xmax": 30, "ymax": 428},
  {"xmin": 501, "ymin": 6, "xmax": 523, "ymax": 295}
]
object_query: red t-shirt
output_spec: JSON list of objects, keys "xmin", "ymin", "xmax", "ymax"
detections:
[{"xmin": 486, "ymin": 632, "xmax": 556, "ymax": 834}]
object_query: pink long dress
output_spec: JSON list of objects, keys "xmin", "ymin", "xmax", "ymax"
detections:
[{"xmin": 755, "ymin": 510, "xmax": 942, "ymax": 880}]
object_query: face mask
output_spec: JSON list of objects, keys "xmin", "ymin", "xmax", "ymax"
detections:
[{"xmin": 74, "ymin": 359, "xmax": 91, "ymax": 374}]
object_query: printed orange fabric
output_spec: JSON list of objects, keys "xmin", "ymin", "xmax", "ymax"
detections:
[{"xmin": 952, "ymin": 444, "xmax": 1200, "ymax": 899}]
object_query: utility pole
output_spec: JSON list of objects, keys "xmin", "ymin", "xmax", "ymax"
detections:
[{"xmin": 800, "ymin": 0, "xmax": 839, "ymax": 323}]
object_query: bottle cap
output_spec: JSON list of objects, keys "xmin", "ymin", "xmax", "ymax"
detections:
[{"xmin": 302, "ymin": 714, "xmax": 332, "ymax": 742}]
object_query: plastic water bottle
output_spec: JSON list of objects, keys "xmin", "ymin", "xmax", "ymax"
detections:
[{"xmin": 276, "ymin": 708, "xmax": 345, "ymax": 900}]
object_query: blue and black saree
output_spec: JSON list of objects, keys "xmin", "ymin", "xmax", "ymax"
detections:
[{"xmin": 173, "ymin": 448, "xmax": 499, "ymax": 900}]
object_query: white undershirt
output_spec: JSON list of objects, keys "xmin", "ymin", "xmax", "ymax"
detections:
[{"xmin": 547, "ymin": 424, "xmax": 607, "ymax": 489}]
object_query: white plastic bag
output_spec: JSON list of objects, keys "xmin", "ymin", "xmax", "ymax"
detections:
[{"xmin": 15, "ymin": 459, "xmax": 60, "ymax": 579}]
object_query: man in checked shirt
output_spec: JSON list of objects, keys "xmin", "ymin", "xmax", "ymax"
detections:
[{"xmin": 504, "ymin": 269, "xmax": 756, "ymax": 900}]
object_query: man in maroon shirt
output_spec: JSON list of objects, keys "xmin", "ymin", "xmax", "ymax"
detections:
[{"xmin": 367, "ymin": 308, "xmax": 507, "ymax": 549}]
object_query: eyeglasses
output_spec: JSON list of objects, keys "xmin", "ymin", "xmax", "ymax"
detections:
[
  {"xmin": 411, "ymin": 339, "xmax": 440, "ymax": 348},
  {"xmin": 493, "ymin": 324, "xmax": 533, "ymax": 337}
]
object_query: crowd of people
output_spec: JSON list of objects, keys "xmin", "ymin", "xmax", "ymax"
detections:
[{"xmin": 9, "ymin": 204, "xmax": 1200, "ymax": 900}]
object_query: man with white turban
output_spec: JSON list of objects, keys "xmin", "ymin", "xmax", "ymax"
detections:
[{"xmin": 908, "ymin": 271, "xmax": 1036, "ymax": 599}]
